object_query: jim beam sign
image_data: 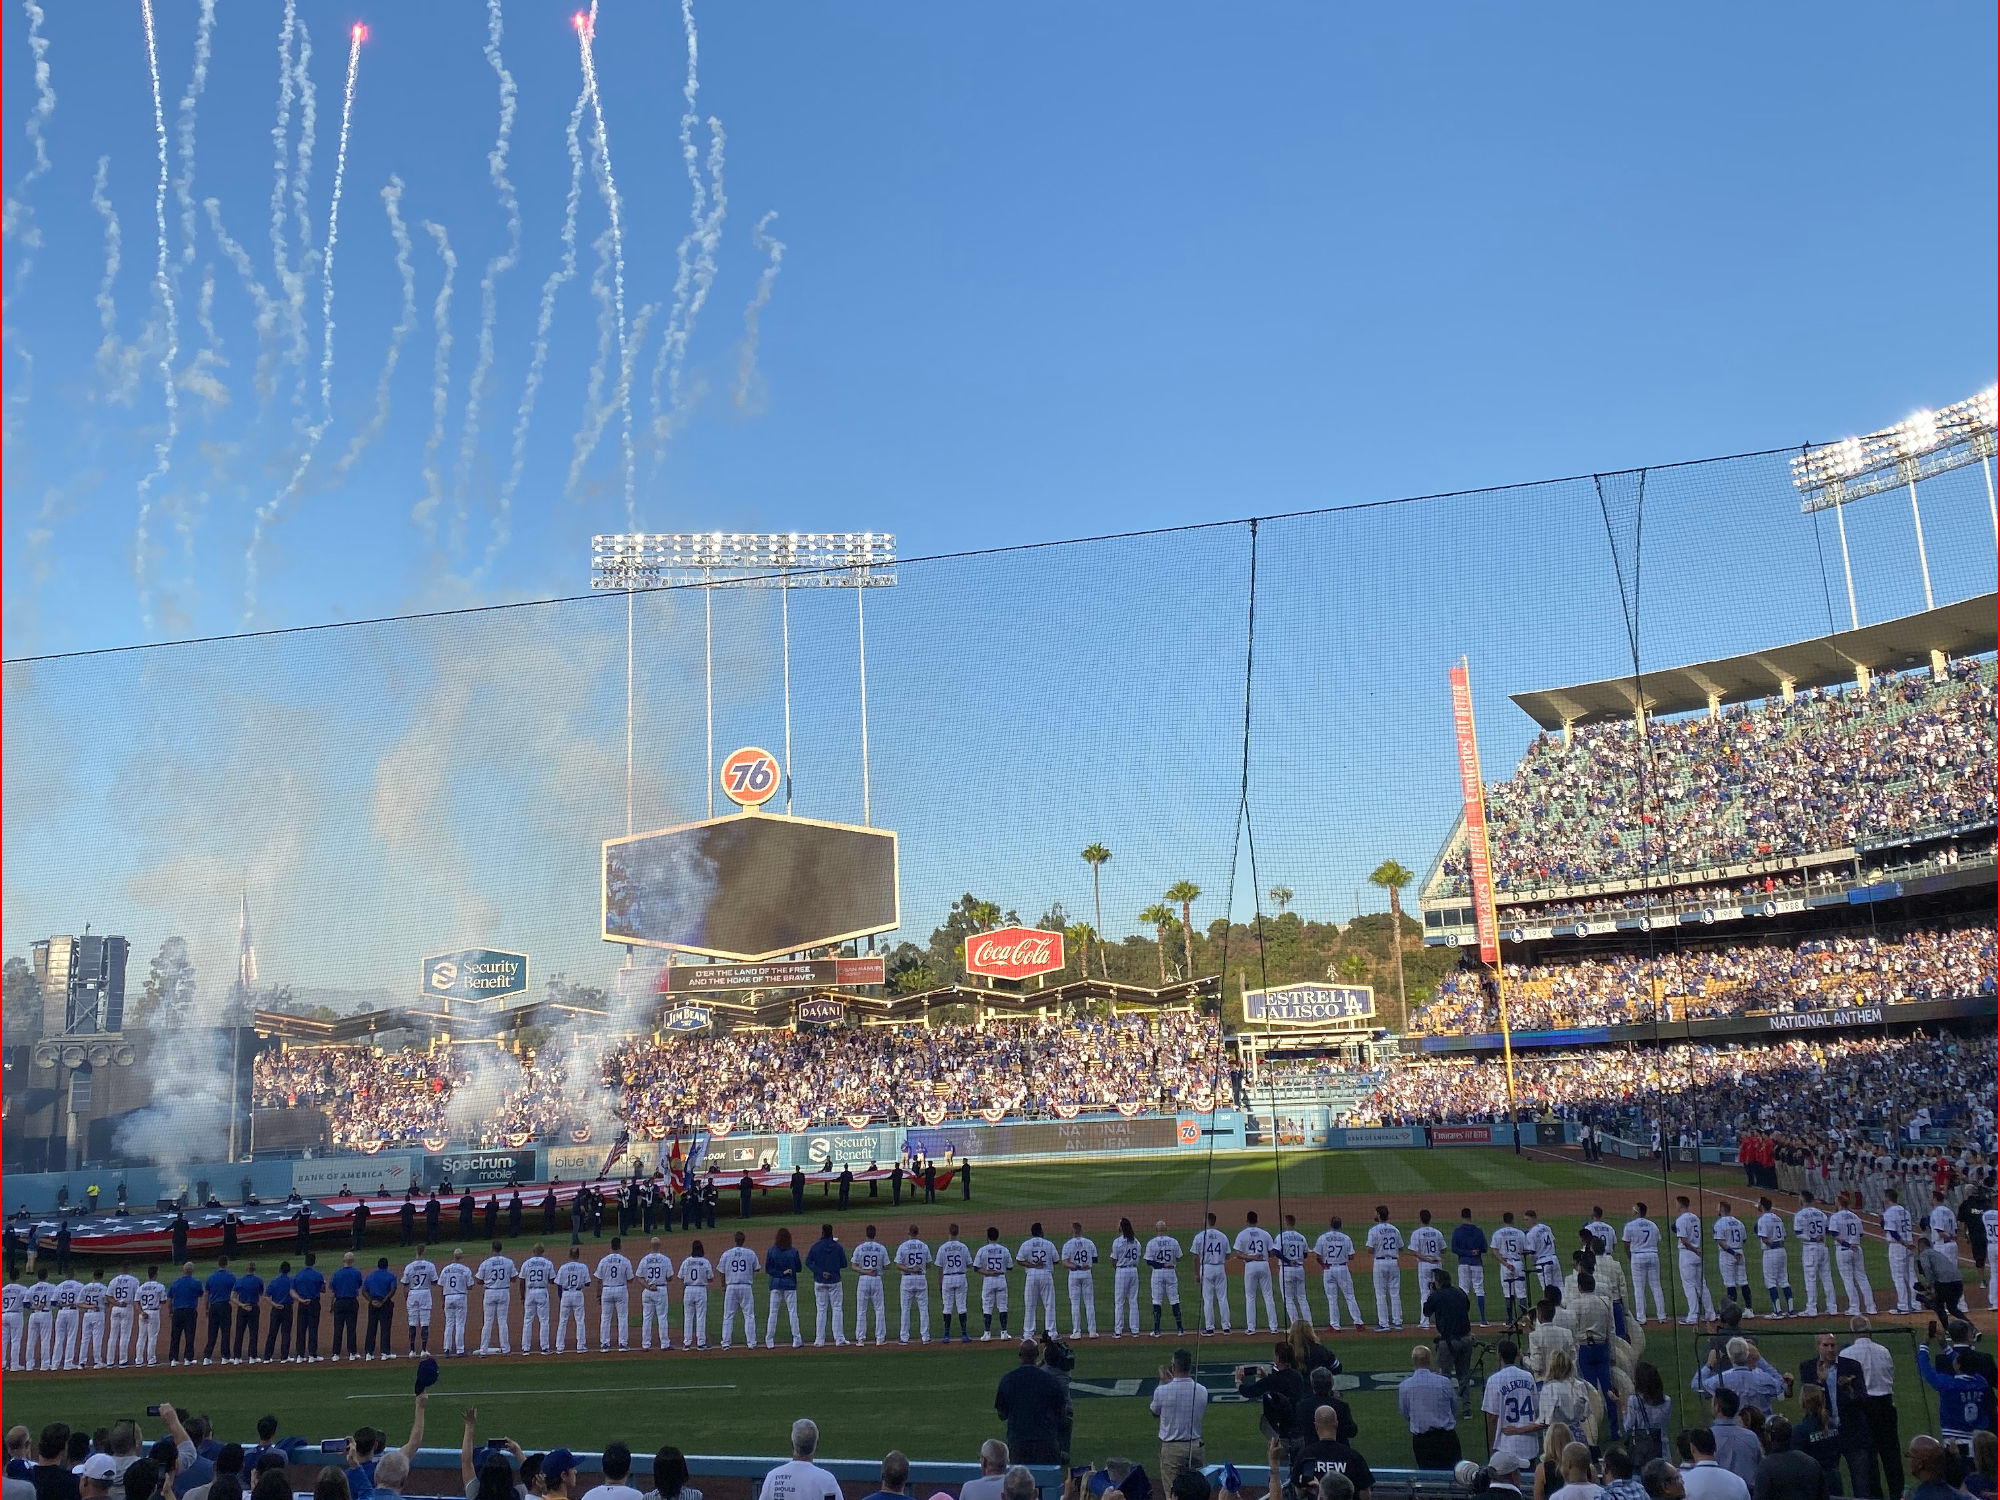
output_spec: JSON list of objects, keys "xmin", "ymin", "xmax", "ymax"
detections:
[{"xmin": 963, "ymin": 926, "xmax": 1065, "ymax": 982}]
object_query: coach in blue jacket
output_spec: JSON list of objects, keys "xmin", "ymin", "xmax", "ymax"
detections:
[
  {"xmin": 231, "ymin": 1262, "xmax": 265, "ymax": 1362},
  {"xmin": 805, "ymin": 1225, "xmax": 848, "ymax": 1348},
  {"xmin": 168, "ymin": 1263, "xmax": 203, "ymax": 1363},
  {"xmin": 201, "ymin": 1259, "xmax": 236, "ymax": 1363},
  {"xmin": 292, "ymin": 1253, "xmax": 326, "ymax": 1360},
  {"xmin": 1450, "ymin": 1210, "xmax": 1489, "ymax": 1324}
]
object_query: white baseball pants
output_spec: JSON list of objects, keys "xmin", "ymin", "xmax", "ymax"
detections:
[
  {"xmin": 1323, "ymin": 1266, "xmax": 1363, "ymax": 1328},
  {"xmin": 767, "ymin": 1288, "xmax": 802, "ymax": 1346},
  {"xmin": 1243, "ymin": 1263, "xmax": 1278, "ymax": 1333},
  {"xmin": 54, "ymin": 1308, "xmax": 79, "ymax": 1367},
  {"xmin": 1835, "ymin": 1246, "xmax": 1876, "ymax": 1316},
  {"xmin": 980, "ymin": 1278, "xmax": 1009, "ymax": 1317},
  {"xmin": 443, "ymin": 1295, "xmax": 469, "ymax": 1355},
  {"xmin": 1801, "ymin": 1245, "xmax": 1837, "ymax": 1316},
  {"xmin": 1068, "ymin": 1271, "xmax": 1097, "ymax": 1337},
  {"xmin": 1281, "ymin": 1268, "xmax": 1310, "ymax": 1326},
  {"xmin": 814, "ymin": 1283, "xmax": 848, "ymax": 1344},
  {"xmin": 1149, "ymin": 1268, "xmax": 1180, "ymax": 1309},
  {"xmin": 1415, "ymin": 1265, "xmax": 1441, "ymax": 1325},
  {"xmin": 1372, "ymin": 1263, "xmax": 1402, "ymax": 1329},
  {"xmin": 855, "ymin": 1278, "xmax": 887, "ymax": 1343},
  {"xmin": 521, "ymin": 1291, "xmax": 550, "ymax": 1352},
  {"xmin": 1024, "ymin": 1271, "xmax": 1057, "ymax": 1336},
  {"xmin": 900, "ymin": 1277, "xmax": 931, "ymax": 1342},
  {"xmin": 1114, "ymin": 1268, "xmax": 1141, "ymax": 1334},
  {"xmin": 1677, "ymin": 1253, "xmax": 1715, "ymax": 1322},
  {"xmin": 720, "ymin": 1285, "xmax": 754, "ymax": 1347},
  {"xmin": 941, "ymin": 1276, "xmax": 968, "ymax": 1316},
  {"xmin": 2, "ymin": 1311, "xmax": 20, "ymax": 1369},
  {"xmin": 138, "ymin": 1308, "xmax": 161, "ymax": 1365},
  {"xmin": 80, "ymin": 1310, "xmax": 105, "ymax": 1367},
  {"xmin": 641, "ymin": 1287, "xmax": 670, "ymax": 1349},
  {"xmin": 682, "ymin": 1288, "xmax": 709, "ymax": 1347},
  {"xmin": 28, "ymin": 1311, "xmax": 53, "ymax": 1369},
  {"xmin": 1629, "ymin": 1254, "xmax": 1667, "ymax": 1322},
  {"xmin": 110, "ymin": 1307, "xmax": 134, "ymax": 1364},
  {"xmin": 600, "ymin": 1288, "xmax": 629, "ymax": 1350},
  {"xmin": 1200, "ymin": 1270, "xmax": 1230, "ymax": 1332},
  {"xmin": 1888, "ymin": 1244, "xmax": 1916, "ymax": 1313},
  {"xmin": 479, "ymin": 1293, "xmax": 511, "ymax": 1353}
]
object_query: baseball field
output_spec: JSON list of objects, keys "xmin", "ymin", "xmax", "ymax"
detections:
[{"xmin": 7, "ymin": 1146, "xmax": 1968, "ymax": 1466}]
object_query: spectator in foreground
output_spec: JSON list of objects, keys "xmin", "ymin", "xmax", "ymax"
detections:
[
  {"xmin": 1397, "ymin": 1344, "xmax": 1462, "ymax": 1469},
  {"xmin": 1905, "ymin": 1436, "xmax": 1966, "ymax": 1500},
  {"xmin": 1151, "ymin": 1348, "xmax": 1208, "ymax": 1493},
  {"xmin": 1749, "ymin": 1418, "xmax": 1824, "ymax": 1500},
  {"xmin": 1706, "ymin": 1390, "xmax": 1761, "ymax": 1487},
  {"xmin": 856, "ymin": 1452, "xmax": 907, "ymax": 1500},
  {"xmin": 1638, "ymin": 1461, "xmax": 1683, "ymax": 1500},
  {"xmin": 1679, "ymin": 1432, "xmax": 1748, "ymax": 1500},
  {"xmin": 1599, "ymin": 1449, "xmax": 1645, "ymax": 1500},
  {"xmin": 1546, "ymin": 1444, "xmax": 1600, "ymax": 1500},
  {"xmin": 959, "ymin": 1443, "xmax": 1008, "ymax": 1500},
  {"xmin": 1288, "ymin": 1406, "xmax": 1374, "ymax": 1500},
  {"xmin": 995, "ymin": 1338, "xmax": 1069, "ymax": 1465},
  {"xmin": 643, "ymin": 1449, "xmax": 697, "ymax": 1500},
  {"xmin": 578, "ymin": 1444, "xmax": 641, "ymax": 1500},
  {"xmin": 754, "ymin": 1422, "xmax": 840, "ymax": 1500},
  {"xmin": 28, "ymin": 1427, "xmax": 80, "ymax": 1500}
]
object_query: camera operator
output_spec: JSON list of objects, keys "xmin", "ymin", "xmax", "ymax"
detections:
[
  {"xmin": 1238, "ymin": 1344, "xmax": 1308, "ymax": 1468},
  {"xmin": 1918, "ymin": 1236, "xmax": 1967, "ymax": 1320}
]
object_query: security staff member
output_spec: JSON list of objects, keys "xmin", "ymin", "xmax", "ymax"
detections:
[
  {"xmin": 363, "ymin": 1256, "xmax": 398, "ymax": 1357},
  {"xmin": 329, "ymin": 1251, "xmax": 364, "ymax": 1359},
  {"xmin": 167, "ymin": 1262, "xmax": 202, "ymax": 1363},
  {"xmin": 293, "ymin": 1252, "xmax": 326, "ymax": 1360}
]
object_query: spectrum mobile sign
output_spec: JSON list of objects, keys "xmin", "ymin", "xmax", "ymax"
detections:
[{"xmin": 422, "ymin": 949, "xmax": 530, "ymax": 1004}]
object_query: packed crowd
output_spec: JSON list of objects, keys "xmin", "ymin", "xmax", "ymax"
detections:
[
  {"xmin": 1354, "ymin": 1031, "xmax": 2000, "ymax": 1147},
  {"xmin": 1435, "ymin": 658, "xmax": 1997, "ymax": 897},
  {"xmin": 1413, "ymin": 922, "xmax": 1997, "ymax": 1034},
  {"xmin": 255, "ymin": 1011, "xmax": 1225, "ymax": 1150}
]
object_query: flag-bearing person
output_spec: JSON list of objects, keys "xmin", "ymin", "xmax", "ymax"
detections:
[
  {"xmin": 765, "ymin": 1226, "xmax": 804, "ymax": 1349},
  {"xmin": 679, "ymin": 1238, "xmax": 714, "ymax": 1349},
  {"xmin": 1672, "ymin": 1196, "xmax": 1715, "ymax": 1324},
  {"xmin": 1882, "ymin": 1188, "xmax": 1918, "ymax": 1314},
  {"xmin": 1017, "ymin": 1223, "xmax": 1060, "ymax": 1339},
  {"xmin": 1793, "ymin": 1191, "xmax": 1836, "ymax": 1318},
  {"xmin": 1490, "ymin": 1212, "xmax": 1528, "ymax": 1328},
  {"xmin": 1622, "ymin": 1203, "xmax": 1666, "ymax": 1324},
  {"xmin": 1145, "ymin": 1219, "xmax": 1185, "ymax": 1338},
  {"xmin": 973, "ymin": 1226, "xmax": 1013, "ymax": 1341},
  {"xmin": 475, "ymin": 1240, "xmax": 516, "ymax": 1355},
  {"xmin": 1827, "ymin": 1200, "xmax": 1877, "ymax": 1318},
  {"xmin": 808, "ymin": 1223, "xmax": 850, "ymax": 1347},
  {"xmin": 1276, "ymin": 1214, "xmax": 1312, "ymax": 1327},
  {"xmin": 1409, "ymin": 1210, "xmax": 1446, "ymax": 1328},
  {"xmin": 437, "ymin": 1248, "xmax": 474, "ymax": 1357},
  {"xmin": 894, "ymin": 1225, "xmax": 933, "ymax": 1345},
  {"xmin": 1109, "ymin": 1218, "xmax": 1143, "ymax": 1338},
  {"xmin": 403, "ymin": 1245, "xmax": 440, "ymax": 1356},
  {"xmin": 1452, "ymin": 1208, "xmax": 1490, "ymax": 1325},
  {"xmin": 1366, "ymin": 1205, "xmax": 1405, "ymax": 1332},
  {"xmin": 1712, "ymin": 1202, "xmax": 1749, "ymax": 1313},
  {"xmin": 1191, "ymin": 1212, "xmax": 1232, "ymax": 1334},
  {"xmin": 1521, "ymin": 1209, "xmax": 1561, "ymax": 1302},
  {"xmin": 935, "ymin": 1223, "xmax": 972, "ymax": 1344},
  {"xmin": 1314, "ymin": 1214, "xmax": 1365, "ymax": 1333},
  {"xmin": 1061, "ymin": 1221, "xmax": 1099, "ymax": 1340},
  {"xmin": 718, "ymin": 1232, "xmax": 759, "ymax": 1350},
  {"xmin": 1754, "ymin": 1198, "xmax": 1794, "ymax": 1318},
  {"xmin": 851, "ymin": 1227, "xmax": 891, "ymax": 1346},
  {"xmin": 1234, "ymin": 1211, "xmax": 1279, "ymax": 1335},
  {"xmin": 598, "ymin": 1236, "xmax": 635, "ymax": 1352},
  {"xmin": 637, "ymin": 1236, "xmax": 676, "ymax": 1351}
]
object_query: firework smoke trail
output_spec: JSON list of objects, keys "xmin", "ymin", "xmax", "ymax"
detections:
[
  {"xmin": 90, "ymin": 157, "xmax": 141, "ymax": 405},
  {"xmin": 492, "ymin": 75, "xmax": 588, "ymax": 568},
  {"xmin": 565, "ymin": 231, "xmax": 616, "ymax": 504},
  {"xmin": 292, "ymin": 17, "xmax": 318, "ymax": 285},
  {"xmin": 135, "ymin": 0, "xmax": 182, "ymax": 631},
  {"xmin": 2, "ymin": 0, "xmax": 55, "ymax": 430},
  {"xmin": 733, "ymin": 211, "xmax": 785, "ymax": 410},
  {"xmin": 205, "ymin": 199, "xmax": 279, "ymax": 399},
  {"xmin": 334, "ymin": 175, "xmax": 415, "ymax": 477},
  {"xmin": 455, "ymin": 0, "xmax": 521, "ymax": 523},
  {"xmin": 173, "ymin": 0, "xmax": 214, "ymax": 267},
  {"xmin": 412, "ymin": 222, "xmax": 457, "ymax": 539},
  {"xmin": 268, "ymin": 2, "xmax": 303, "ymax": 377},
  {"xmin": 571, "ymin": 4, "xmax": 637, "ymax": 525},
  {"xmin": 244, "ymin": 23, "xmax": 363, "ymax": 621},
  {"xmin": 180, "ymin": 261, "xmax": 227, "ymax": 410}
]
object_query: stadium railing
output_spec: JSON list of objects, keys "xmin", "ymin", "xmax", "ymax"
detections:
[{"xmin": 389, "ymin": 1448, "xmax": 1067, "ymax": 1500}]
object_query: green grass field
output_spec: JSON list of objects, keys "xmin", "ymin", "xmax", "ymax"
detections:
[{"xmin": 7, "ymin": 1148, "xmax": 1964, "ymax": 1468}]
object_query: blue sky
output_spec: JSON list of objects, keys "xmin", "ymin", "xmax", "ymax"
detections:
[{"xmin": 3, "ymin": 3, "xmax": 1995, "ymax": 1003}]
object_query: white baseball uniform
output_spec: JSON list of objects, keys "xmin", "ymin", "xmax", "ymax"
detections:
[
  {"xmin": 936, "ymin": 1237, "xmax": 972, "ymax": 1324},
  {"xmin": 1622, "ymin": 1216, "xmax": 1666, "ymax": 1322},
  {"xmin": 1235, "ymin": 1225, "xmax": 1278, "ymax": 1333},
  {"xmin": 1985, "ymin": 1208, "xmax": 1998, "ymax": 1310},
  {"xmin": 554, "ymin": 1259, "xmax": 593, "ymax": 1351},
  {"xmin": 1017, "ymin": 1235, "xmax": 1059, "ymax": 1338},
  {"xmin": 25, "ymin": 1281, "xmax": 55, "ymax": 1369},
  {"xmin": 53, "ymin": 1278, "xmax": 82, "ymax": 1368},
  {"xmin": 678, "ymin": 1254, "xmax": 714, "ymax": 1348},
  {"xmin": 1491, "ymin": 1225, "xmax": 1528, "ymax": 1304},
  {"xmin": 134, "ymin": 1276, "xmax": 166, "ymax": 1366},
  {"xmin": 1190, "ymin": 1226, "xmax": 1231, "ymax": 1333},
  {"xmin": 1793, "ymin": 1205, "xmax": 1835, "ymax": 1316},
  {"xmin": 512, "ymin": 1255, "xmax": 549, "ymax": 1351},
  {"xmin": 1883, "ymin": 1203, "xmax": 1917, "ymax": 1312},
  {"xmin": 636, "ymin": 1251, "xmax": 675, "ymax": 1350},
  {"xmin": 973, "ymin": 1241, "xmax": 1013, "ymax": 1331},
  {"xmin": 1409, "ymin": 1224, "xmax": 1446, "ymax": 1326},
  {"xmin": 475, "ymin": 1254, "xmax": 516, "ymax": 1354},
  {"xmin": 894, "ymin": 1237, "xmax": 932, "ymax": 1343},
  {"xmin": 1109, "ymin": 1233, "xmax": 1143, "ymax": 1336},
  {"xmin": 1275, "ymin": 1228, "xmax": 1311, "ymax": 1326},
  {"xmin": 1365, "ymin": 1221, "xmax": 1404, "ymax": 1330},
  {"xmin": 2, "ymin": 1282, "xmax": 25, "ymax": 1370},
  {"xmin": 1673, "ymin": 1211, "xmax": 1715, "ymax": 1322},
  {"xmin": 851, "ymin": 1239, "xmax": 890, "ymax": 1344},
  {"xmin": 1144, "ymin": 1234, "xmax": 1183, "ymax": 1324},
  {"xmin": 1754, "ymin": 1210, "xmax": 1792, "ymax": 1312},
  {"xmin": 1828, "ymin": 1208, "xmax": 1876, "ymax": 1316},
  {"xmin": 438, "ymin": 1261, "xmax": 475, "ymax": 1355},
  {"xmin": 1524, "ymin": 1221, "xmax": 1561, "ymax": 1301},
  {"xmin": 106, "ymin": 1273, "xmax": 139, "ymax": 1366},
  {"xmin": 1712, "ymin": 1214, "xmax": 1748, "ymax": 1300},
  {"xmin": 1061, "ymin": 1234, "xmax": 1098, "ymax": 1339},
  {"xmin": 597, "ymin": 1250, "xmax": 634, "ymax": 1350},
  {"xmin": 1314, "ymin": 1228, "xmax": 1364, "ymax": 1329},
  {"xmin": 717, "ymin": 1245, "xmax": 758, "ymax": 1348},
  {"xmin": 403, "ymin": 1256, "xmax": 439, "ymax": 1336},
  {"xmin": 78, "ymin": 1279, "xmax": 108, "ymax": 1368}
]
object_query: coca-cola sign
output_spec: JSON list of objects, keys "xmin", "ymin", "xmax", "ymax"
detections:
[{"xmin": 963, "ymin": 926, "xmax": 1065, "ymax": 980}]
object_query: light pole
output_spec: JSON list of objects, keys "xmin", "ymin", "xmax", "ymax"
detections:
[{"xmin": 590, "ymin": 532, "xmax": 898, "ymax": 829}]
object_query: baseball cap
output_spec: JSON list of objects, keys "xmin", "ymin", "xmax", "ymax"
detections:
[
  {"xmin": 543, "ymin": 1450, "xmax": 578, "ymax": 1482},
  {"xmin": 1487, "ymin": 1452, "xmax": 1525, "ymax": 1479},
  {"xmin": 80, "ymin": 1456, "xmax": 119, "ymax": 1483},
  {"xmin": 414, "ymin": 1355, "xmax": 440, "ymax": 1394}
]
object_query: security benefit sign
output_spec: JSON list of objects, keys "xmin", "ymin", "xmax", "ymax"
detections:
[
  {"xmin": 422, "ymin": 949, "xmax": 530, "ymax": 1004},
  {"xmin": 1242, "ymin": 982, "xmax": 1375, "ymax": 1026}
]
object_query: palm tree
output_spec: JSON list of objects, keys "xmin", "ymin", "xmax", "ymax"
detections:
[
  {"xmin": 1268, "ymin": 884, "xmax": 1294, "ymax": 915},
  {"xmin": 1064, "ymin": 922, "xmax": 1096, "ymax": 981},
  {"xmin": 1336, "ymin": 951, "xmax": 1371, "ymax": 985},
  {"xmin": 1081, "ymin": 844, "xmax": 1112, "ymax": 977},
  {"xmin": 1138, "ymin": 904, "xmax": 1175, "ymax": 984},
  {"xmin": 1367, "ymin": 858, "xmax": 1415, "ymax": 1033},
  {"xmin": 1164, "ymin": 880, "xmax": 1201, "ymax": 980}
]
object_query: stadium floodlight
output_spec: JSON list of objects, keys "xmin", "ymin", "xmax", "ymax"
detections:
[
  {"xmin": 1789, "ymin": 384, "xmax": 1998, "ymax": 627},
  {"xmin": 589, "ymin": 530, "xmax": 896, "ymax": 836}
]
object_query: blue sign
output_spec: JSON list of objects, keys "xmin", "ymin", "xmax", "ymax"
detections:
[
  {"xmin": 1243, "ymin": 983, "xmax": 1375, "ymax": 1025},
  {"xmin": 422, "ymin": 948, "xmax": 530, "ymax": 1004},
  {"xmin": 663, "ymin": 1005, "xmax": 712, "ymax": 1033}
]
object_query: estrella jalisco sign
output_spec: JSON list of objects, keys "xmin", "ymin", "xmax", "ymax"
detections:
[
  {"xmin": 421, "ymin": 949, "xmax": 530, "ymax": 1004},
  {"xmin": 1241, "ymin": 982, "xmax": 1375, "ymax": 1025}
]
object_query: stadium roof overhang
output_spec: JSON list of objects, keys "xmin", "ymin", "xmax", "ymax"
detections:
[
  {"xmin": 254, "ymin": 1007, "xmax": 443, "ymax": 1043},
  {"xmin": 1508, "ymin": 593, "xmax": 1998, "ymax": 730}
]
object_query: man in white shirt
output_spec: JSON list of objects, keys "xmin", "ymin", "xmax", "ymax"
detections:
[
  {"xmin": 1623, "ymin": 1204, "xmax": 1667, "ymax": 1324},
  {"xmin": 554, "ymin": 1246, "xmax": 594, "ymax": 1353},
  {"xmin": 579, "ymin": 1441, "xmax": 645, "ymax": 1500},
  {"xmin": 1712, "ymin": 1202, "xmax": 1749, "ymax": 1314},
  {"xmin": 1673, "ymin": 1198, "xmax": 1715, "ymax": 1324},
  {"xmin": 1189, "ymin": 1214, "xmax": 1232, "ymax": 1335},
  {"xmin": 1881, "ymin": 1189, "xmax": 1918, "ymax": 1314},
  {"xmin": 1365, "ymin": 1207, "xmax": 1404, "ymax": 1332},
  {"xmin": 597, "ymin": 1236, "xmax": 635, "ymax": 1352},
  {"xmin": 1015, "ymin": 1224, "xmax": 1059, "ymax": 1340},
  {"xmin": 474, "ymin": 1243, "xmax": 515, "ymax": 1355},
  {"xmin": 1275, "ymin": 1216, "xmax": 1312, "ymax": 1328},
  {"xmin": 1233, "ymin": 1212, "xmax": 1279, "ymax": 1335},
  {"xmin": 1827, "ymin": 1204, "xmax": 1877, "ymax": 1317},
  {"xmin": 973, "ymin": 1228, "xmax": 1014, "ymax": 1341},
  {"xmin": 755, "ymin": 1420, "xmax": 842, "ymax": 1500},
  {"xmin": 1481, "ymin": 1338, "xmax": 1542, "ymax": 1470},
  {"xmin": 1314, "ymin": 1216, "xmax": 1365, "ymax": 1333},
  {"xmin": 437, "ymin": 1251, "xmax": 475, "ymax": 1357},
  {"xmin": 1150, "ymin": 1346, "xmax": 1208, "ymax": 1493},
  {"xmin": 717, "ymin": 1232, "xmax": 759, "ymax": 1350},
  {"xmin": 1679, "ymin": 1430, "xmax": 1751, "ymax": 1500},
  {"xmin": 851, "ymin": 1228, "xmax": 891, "ymax": 1346},
  {"xmin": 1060, "ymin": 1223, "xmax": 1098, "ymax": 1340},
  {"xmin": 1753, "ymin": 1198, "xmax": 1793, "ymax": 1319},
  {"xmin": 1793, "ymin": 1193, "xmax": 1836, "ymax": 1319},
  {"xmin": 1144, "ymin": 1221, "xmax": 1185, "ymax": 1338},
  {"xmin": 893, "ymin": 1227, "xmax": 932, "ymax": 1345},
  {"xmin": 936, "ymin": 1226, "xmax": 972, "ymax": 1344},
  {"xmin": 1108, "ymin": 1220, "xmax": 1143, "ymax": 1339},
  {"xmin": 679, "ymin": 1240, "xmax": 714, "ymax": 1349},
  {"xmin": 959, "ymin": 1442, "xmax": 1009, "ymax": 1500},
  {"xmin": 636, "ymin": 1238, "xmax": 675, "ymax": 1351},
  {"xmin": 1408, "ymin": 1210, "xmax": 1445, "ymax": 1329}
]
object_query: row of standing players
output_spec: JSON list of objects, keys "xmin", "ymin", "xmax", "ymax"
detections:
[{"xmin": 7, "ymin": 1190, "xmax": 1993, "ymax": 1373}]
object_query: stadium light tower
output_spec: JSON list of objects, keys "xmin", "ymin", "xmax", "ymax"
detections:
[
  {"xmin": 590, "ymin": 532, "xmax": 897, "ymax": 826},
  {"xmin": 1790, "ymin": 385, "xmax": 1998, "ymax": 627}
]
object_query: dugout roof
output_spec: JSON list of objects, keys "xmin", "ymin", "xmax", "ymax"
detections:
[{"xmin": 1509, "ymin": 592, "xmax": 1998, "ymax": 730}]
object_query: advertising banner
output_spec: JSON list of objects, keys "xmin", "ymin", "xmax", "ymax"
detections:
[
  {"xmin": 797, "ymin": 998, "xmax": 846, "ymax": 1026},
  {"xmin": 420, "ymin": 1149, "xmax": 538, "ymax": 1189},
  {"xmin": 665, "ymin": 957, "xmax": 886, "ymax": 992},
  {"xmin": 1327, "ymin": 1126, "xmax": 1420, "ymax": 1149},
  {"xmin": 793, "ymin": 1126, "xmax": 902, "ymax": 1168},
  {"xmin": 1429, "ymin": 1125, "xmax": 1493, "ymax": 1145},
  {"xmin": 1448, "ymin": 665, "xmax": 1501, "ymax": 965},
  {"xmin": 662, "ymin": 1005, "xmax": 713, "ymax": 1032},
  {"xmin": 904, "ymin": 1115, "xmax": 1180, "ymax": 1161},
  {"xmin": 1769, "ymin": 1005, "xmax": 1885, "ymax": 1032},
  {"xmin": 546, "ymin": 1142, "xmax": 663, "ymax": 1180},
  {"xmin": 963, "ymin": 927, "xmax": 1066, "ymax": 981},
  {"xmin": 1243, "ymin": 983, "xmax": 1375, "ymax": 1025},
  {"xmin": 292, "ymin": 1156, "xmax": 414, "ymax": 1196},
  {"xmin": 421, "ymin": 949, "xmax": 530, "ymax": 1004},
  {"xmin": 701, "ymin": 1135, "xmax": 782, "ymax": 1171}
]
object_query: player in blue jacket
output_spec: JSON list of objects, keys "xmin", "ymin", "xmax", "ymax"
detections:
[
  {"xmin": 1450, "ymin": 1209, "xmax": 1489, "ymax": 1324},
  {"xmin": 764, "ymin": 1226, "xmax": 805, "ymax": 1348},
  {"xmin": 805, "ymin": 1225, "xmax": 849, "ymax": 1348},
  {"xmin": 1916, "ymin": 1341, "xmax": 1996, "ymax": 1449}
]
